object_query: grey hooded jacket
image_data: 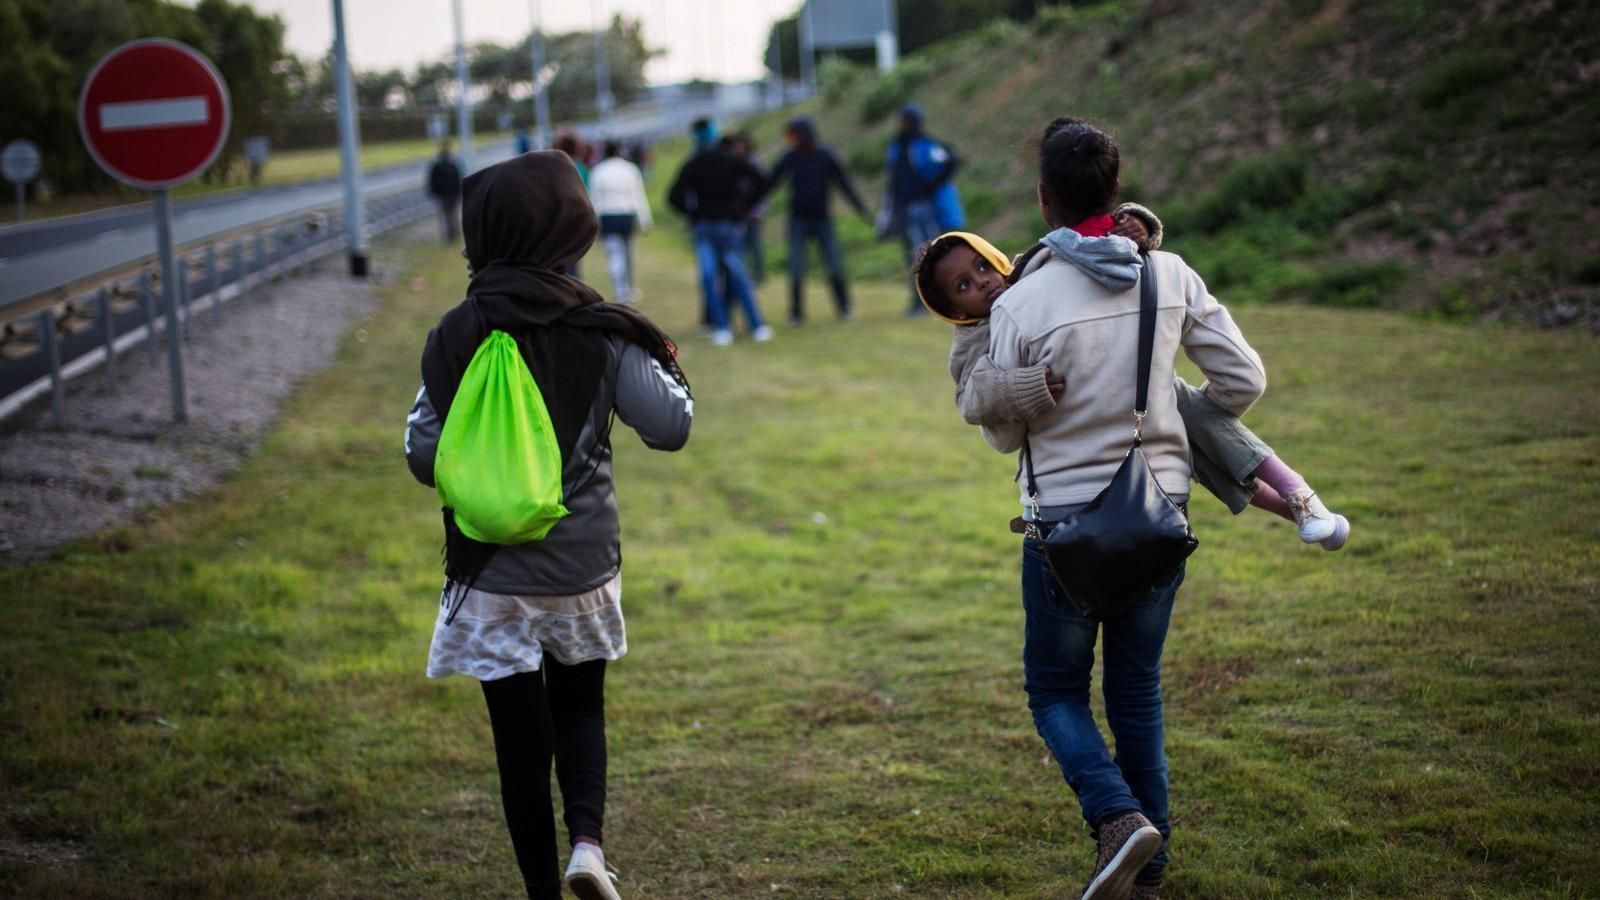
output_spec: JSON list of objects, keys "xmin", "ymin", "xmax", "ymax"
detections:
[{"xmin": 405, "ymin": 335, "xmax": 692, "ymax": 595}]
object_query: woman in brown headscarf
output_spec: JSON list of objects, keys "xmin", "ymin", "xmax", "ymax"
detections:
[{"xmin": 405, "ymin": 151, "xmax": 692, "ymax": 900}]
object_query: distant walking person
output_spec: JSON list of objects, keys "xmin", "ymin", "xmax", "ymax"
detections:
[
  {"xmin": 668, "ymin": 118, "xmax": 772, "ymax": 347},
  {"xmin": 884, "ymin": 104, "xmax": 963, "ymax": 314},
  {"xmin": 757, "ymin": 117, "xmax": 868, "ymax": 324},
  {"xmin": 589, "ymin": 141, "xmax": 653, "ymax": 304},
  {"xmin": 405, "ymin": 151, "xmax": 692, "ymax": 900},
  {"xmin": 427, "ymin": 142, "xmax": 463, "ymax": 244}
]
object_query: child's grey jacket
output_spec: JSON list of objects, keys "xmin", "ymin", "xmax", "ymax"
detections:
[{"xmin": 405, "ymin": 335, "xmax": 692, "ymax": 595}]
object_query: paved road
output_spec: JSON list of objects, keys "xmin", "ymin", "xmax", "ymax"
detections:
[{"xmin": 0, "ymin": 95, "xmax": 765, "ymax": 314}]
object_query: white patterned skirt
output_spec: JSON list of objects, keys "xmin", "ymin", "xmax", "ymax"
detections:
[{"xmin": 426, "ymin": 574, "xmax": 626, "ymax": 681}]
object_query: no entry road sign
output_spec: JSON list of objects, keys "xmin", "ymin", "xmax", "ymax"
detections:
[{"xmin": 78, "ymin": 39, "xmax": 231, "ymax": 190}]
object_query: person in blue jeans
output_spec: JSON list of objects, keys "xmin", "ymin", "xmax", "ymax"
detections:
[
  {"xmin": 755, "ymin": 117, "xmax": 869, "ymax": 324},
  {"xmin": 885, "ymin": 104, "xmax": 961, "ymax": 314},
  {"xmin": 668, "ymin": 121, "xmax": 772, "ymax": 346}
]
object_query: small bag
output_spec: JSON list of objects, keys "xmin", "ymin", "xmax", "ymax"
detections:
[
  {"xmin": 1023, "ymin": 252, "xmax": 1197, "ymax": 619},
  {"xmin": 434, "ymin": 329, "xmax": 569, "ymax": 545}
]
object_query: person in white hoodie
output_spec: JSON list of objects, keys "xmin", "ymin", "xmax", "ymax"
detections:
[
  {"xmin": 588, "ymin": 141, "xmax": 653, "ymax": 304},
  {"xmin": 982, "ymin": 118, "xmax": 1272, "ymax": 900}
]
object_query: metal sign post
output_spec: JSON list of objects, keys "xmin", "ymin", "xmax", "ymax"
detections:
[
  {"xmin": 2, "ymin": 139, "xmax": 41, "ymax": 222},
  {"xmin": 78, "ymin": 38, "xmax": 230, "ymax": 424},
  {"xmin": 152, "ymin": 189, "xmax": 187, "ymax": 421}
]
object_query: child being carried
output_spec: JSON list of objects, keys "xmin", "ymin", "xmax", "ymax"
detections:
[{"xmin": 913, "ymin": 209, "xmax": 1349, "ymax": 549}]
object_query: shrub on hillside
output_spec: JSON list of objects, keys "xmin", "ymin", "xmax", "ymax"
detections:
[
  {"xmin": 1415, "ymin": 51, "xmax": 1515, "ymax": 109},
  {"xmin": 819, "ymin": 58, "xmax": 868, "ymax": 107},
  {"xmin": 859, "ymin": 56, "xmax": 939, "ymax": 123},
  {"xmin": 1168, "ymin": 152, "xmax": 1308, "ymax": 234}
]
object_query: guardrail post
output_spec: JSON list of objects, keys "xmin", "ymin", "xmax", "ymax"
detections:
[
  {"xmin": 232, "ymin": 242, "xmax": 245, "ymax": 303},
  {"xmin": 178, "ymin": 254, "xmax": 193, "ymax": 339},
  {"xmin": 97, "ymin": 287, "xmax": 116, "ymax": 390},
  {"xmin": 36, "ymin": 310, "xmax": 63, "ymax": 426},
  {"xmin": 206, "ymin": 245, "xmax": 219, "ymax": 310},
  {"xmin": 254, "ymin": 232, "xmax": 267, "ymax": 294},
  {"xmin": 140, "ymin": 269, "xmax": 159, "ymax": 365}
]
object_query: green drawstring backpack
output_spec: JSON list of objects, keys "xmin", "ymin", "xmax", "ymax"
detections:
[{"xmin": 434, "ymin": 330, "xmax": 569, "ymax": 544}]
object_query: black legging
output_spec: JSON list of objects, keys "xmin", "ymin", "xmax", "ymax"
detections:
[{"xmin": 481, "ymin": 658, "xmax": 608, "ymax": 900}]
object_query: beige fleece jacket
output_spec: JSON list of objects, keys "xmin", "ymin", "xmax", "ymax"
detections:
[{"xmin": 982, "ymin": 249, "xmax": 1266, "ymax": 508}]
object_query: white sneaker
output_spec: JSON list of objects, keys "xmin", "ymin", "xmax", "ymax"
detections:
[
  {"xmin": 1284, "ymin": 488, "xmax": 1349, "ymax": 551},
  {"xmin": 565, "ymin": 843, "xmax": 622, "ymax": 900},
  {"xmin": 711, "ymin": 329, "xmax": 733, "ymax": 347},
  {"xmin": 752, "ymin": 325, "xmax": 774, "ymax": 343}
]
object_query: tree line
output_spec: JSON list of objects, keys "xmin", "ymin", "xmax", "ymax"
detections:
[{"xmin": 0, "ymin": 0, "xmax": 654, "ymax": 194}]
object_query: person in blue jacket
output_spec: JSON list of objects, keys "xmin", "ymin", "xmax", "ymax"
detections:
[
  {"xmin": 885, "ymin": 104, "xmax": 963, "ymax": 314},
  {"xmin": 756, "ymin": 117, "xmax": 869, "ymax": 324}
]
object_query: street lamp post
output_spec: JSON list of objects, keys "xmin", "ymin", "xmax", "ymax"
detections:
[
  {"xmin": 452, "ymin": 0, "xmax": 473, "ymax": 174},
  {"xmin": 593, "ymin": 0, "xmax": 614, "ymax": 124},
  {"xmin": 330, "ymin": 0, "xmax": 368, "ymax": 276},
  {"xmin": 529, "ymin": 0, "xmax": 552, "ymax": 148}
]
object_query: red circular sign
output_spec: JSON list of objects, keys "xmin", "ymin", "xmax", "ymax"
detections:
[{"xmin": 79, "ymin": 39, "xmax": 231, "ymax": 190}]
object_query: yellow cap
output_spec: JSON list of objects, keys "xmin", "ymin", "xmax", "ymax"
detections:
[{"xmin": 915, "ymin": 231, "xmax": 1014, "ymax": 325}]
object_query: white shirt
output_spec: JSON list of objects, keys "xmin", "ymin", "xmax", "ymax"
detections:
[{"xmin": 588, "ymin": 157, "xmax": 653, "ymax": 229}]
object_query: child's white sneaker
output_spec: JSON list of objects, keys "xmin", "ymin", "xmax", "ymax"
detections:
[
  {"xmin": 565, "ymin": 843, "xmax": 622, "ymax": 900},
  {"xmin": 752, "ymin": 325, "xmax": 774, "ymax": 343},
  {"xmin": 711, "ymin": 329, "xmax": 733, "ymax": 347},
  {"xmin": 1284, "ymin": 488, "xmax": 1349, "ymax": 551}
]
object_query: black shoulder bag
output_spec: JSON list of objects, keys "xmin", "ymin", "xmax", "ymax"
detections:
[{"xmin": 1022, "ymin": 252, "xmax": 1198, "ymax": 619}]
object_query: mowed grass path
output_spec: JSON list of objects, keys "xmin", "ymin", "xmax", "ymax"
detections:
[{"xmin": 1, "ymin": 226, "xmax": 1597, "ymax": 898}]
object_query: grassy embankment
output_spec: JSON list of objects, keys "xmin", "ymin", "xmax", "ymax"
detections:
[
  {"xmin": 734, "ymin": 0, "xmax": 1600, "ymax": 326},
  {"xmin": 1, "ymin": 202, "xmax": 1597, "ymax": 897}
]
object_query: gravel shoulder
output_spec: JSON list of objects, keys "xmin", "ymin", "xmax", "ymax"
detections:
[{"xmin": 0, "ymin": 221, "xmax": 429, "ymax": 563}]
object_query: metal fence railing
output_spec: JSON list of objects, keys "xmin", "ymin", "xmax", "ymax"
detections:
[{"xmin": 0, "ymin": 183, "xmax": 436, "ymax": 424}]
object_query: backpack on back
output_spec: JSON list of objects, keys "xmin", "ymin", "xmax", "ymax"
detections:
[{"xmin": 434, "ymin": 330, "xmax": 569, "ymax": 544}]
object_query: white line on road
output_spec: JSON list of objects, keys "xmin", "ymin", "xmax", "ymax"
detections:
[
  {"xmin": 95, "ymin": 229, "xmax": 127, "ymax": 244},
  {"xmin": 99, "ymin": 97, "xmax": 209, "ymax": 131}
]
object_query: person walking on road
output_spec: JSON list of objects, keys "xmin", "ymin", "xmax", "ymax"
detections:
[
  {"xmin": 589, "ymin": 140, "xmax": 653, "ymax": 305},
  {"xmin": 668, "ymin": 120, "xmax": 772, "ymax": 347},
  {"xmin": 426, "ymin": 142, "xmax": 463, "ymax": 244},
  {"xmin": 884, "ymin": 104, "xmax": 962, "ymax": 314},
  {"xmin": 757, "ymin": 117, "xmax": 868, "ymax": 324},
  {"xmin": 404, "ymin": 151, "xmax": 693, "ymax": 900}
]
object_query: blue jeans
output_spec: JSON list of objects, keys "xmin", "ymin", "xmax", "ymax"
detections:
[
  {"xmin": 899, "ymin": 200, "xmax": 941, "ymax": 309},
  {"xmin": 787, "ymin": 215, "xmax": 850, "ymax": 319},
  {"xmin": 692, "ymin": 220, "xmax": 765, "ymax": 333},
  {"xmin": 1022, "ymin": 540, "xmax": 1183, "ymax": 885}
]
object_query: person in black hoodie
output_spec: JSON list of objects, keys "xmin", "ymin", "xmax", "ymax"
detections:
[
  {"xmin": 426, "ymin": 142, "xmax": 463, "ymax": 243},
  {"xmin": 405, "ymin": 150, "xmax": 692, "ymax": 900},
  {"xmin": 668, "ymin": 124, "xmax": 772, "ymax": 346},
  {"xmin": 756, "ymin": 117, "xmax": 869, "ymax": 323}
]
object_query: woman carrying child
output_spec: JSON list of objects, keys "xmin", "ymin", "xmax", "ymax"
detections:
[
  {"xmin": 404, "ymin": 151, "xmax": 693, "ymax": 900},
  {"xmin": 912, "ymin": 118, "xmax": 1344, "ymax": 899}
]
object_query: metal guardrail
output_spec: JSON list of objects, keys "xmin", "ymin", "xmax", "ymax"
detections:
[{"xmin": 0, "ymin": 183, "xmax": 436, "ymax": 424}]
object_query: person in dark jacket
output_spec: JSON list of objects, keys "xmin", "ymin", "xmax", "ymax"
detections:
[
  {"xmin": 426, "ymin": 142, "xmax": 463, "ymax": 243},
  {"xmin": 727, "ymin": 132, "xmax": 767, "ymax": 286},
  {"xmin": 885, "ymin": 104, "xmax": 961, "ymax": 314},
  {"xmin": 405, "ymin": 151, "xmax": 692, "ymax": 900},
  {"xmin": 668, "ymin": 122, "xmax": 771, "ymax": 346},
  {"xmin": 757, "ymin": 117, "xmax": 868, "ymax": 323}
]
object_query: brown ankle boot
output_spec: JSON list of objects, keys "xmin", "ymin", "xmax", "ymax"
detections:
[{"xmin": 1081, "ymin": 811, "xmax": 1163, "ymax": 899}]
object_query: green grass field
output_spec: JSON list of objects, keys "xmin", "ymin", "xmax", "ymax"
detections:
[{"xmin": 1, "ymin": 220, "xmax": 1597, "ymax": 898}]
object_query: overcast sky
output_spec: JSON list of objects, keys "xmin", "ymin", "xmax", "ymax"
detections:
[{"xmin": 223, "ymin": 0, "xmax": 799, "ymax": 84}]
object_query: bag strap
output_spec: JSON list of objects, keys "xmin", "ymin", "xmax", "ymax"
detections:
[
  {"xmin": 1022, "ymin": 252, "xmax": 1157, "ymax": 512},
  {"xmin": 1133, "ymin": 251, "xmax": 1156, "ymax": 445}
]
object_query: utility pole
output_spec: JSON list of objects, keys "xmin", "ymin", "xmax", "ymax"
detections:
[
  {"xmin": 452, "ymin": 0, "xmax": 473, "ymax": 174},
  {"xmin": 529, "ymin": 0, "xmax": 551, "ymax": 148},
  {"xmin": 799, "ymin": 0, "xmax": 816, "ymax": 97},
  {"xmin": 330, "ymin": 0, "xmax": 368, "ymax": 276},
  {"xmin": 593, "ymin": 0, "xmax": 614, "ymax": 124}
]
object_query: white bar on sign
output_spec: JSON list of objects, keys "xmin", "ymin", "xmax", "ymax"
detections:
[{"xmin": 99, "ymin": 97, "xmax": 209, "ymax": 131}]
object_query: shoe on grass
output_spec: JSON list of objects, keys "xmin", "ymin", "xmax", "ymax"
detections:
[
  {"xmin": 1082, "ymin": 811, "xmax": 1163, "ymax": 900},
  {"xmin": 565, "ymin": 843, "xmax": 622, "ymax": 900},
  {"xmin": 711, "ymin": 329, "xmax": 733, "ymax": 347},
  {"xmin": 1283, "ymin": 488, "xmax": 1350, "ymax": 551},
  {"xmin": 752, "ymin": 325, "xmax": 774, "ymax": 343}
]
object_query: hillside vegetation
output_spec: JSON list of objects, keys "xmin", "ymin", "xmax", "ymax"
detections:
[{"xmin": 739, "ymin": 0, "xmax": 1600, "ymax": 328}]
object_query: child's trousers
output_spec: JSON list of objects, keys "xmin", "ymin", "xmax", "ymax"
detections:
[{"xmin": 1174, "ymin": 377, "xmax": 1274, "ymax": 514}]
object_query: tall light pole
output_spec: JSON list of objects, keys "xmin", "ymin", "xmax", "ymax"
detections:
[
  {"xmin": 528, "ymin": 0, "xmax": 551, "ymax": 148},
  {"xmin": 593, "ymin": 0, "xmax": 614, "ymax": 124},
  {"xmin": 330, "ymin": 0, "xmax": 368, "ymax": 276},
  {"xmin": 798, "ymin": 0, "xmax": 815, "ymax": 97},
  {"xmin": 452, "ymin": 0, "xmax": 473, "ymax": 174}
]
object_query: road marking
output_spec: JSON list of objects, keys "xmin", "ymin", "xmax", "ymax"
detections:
[
  {"xmin": 95, "ymin": 229, "xmax": 127, "ymax": 244},
  {"xmin": 99, "ymin": 97, "xmax": 209, "ymax": 131}
]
